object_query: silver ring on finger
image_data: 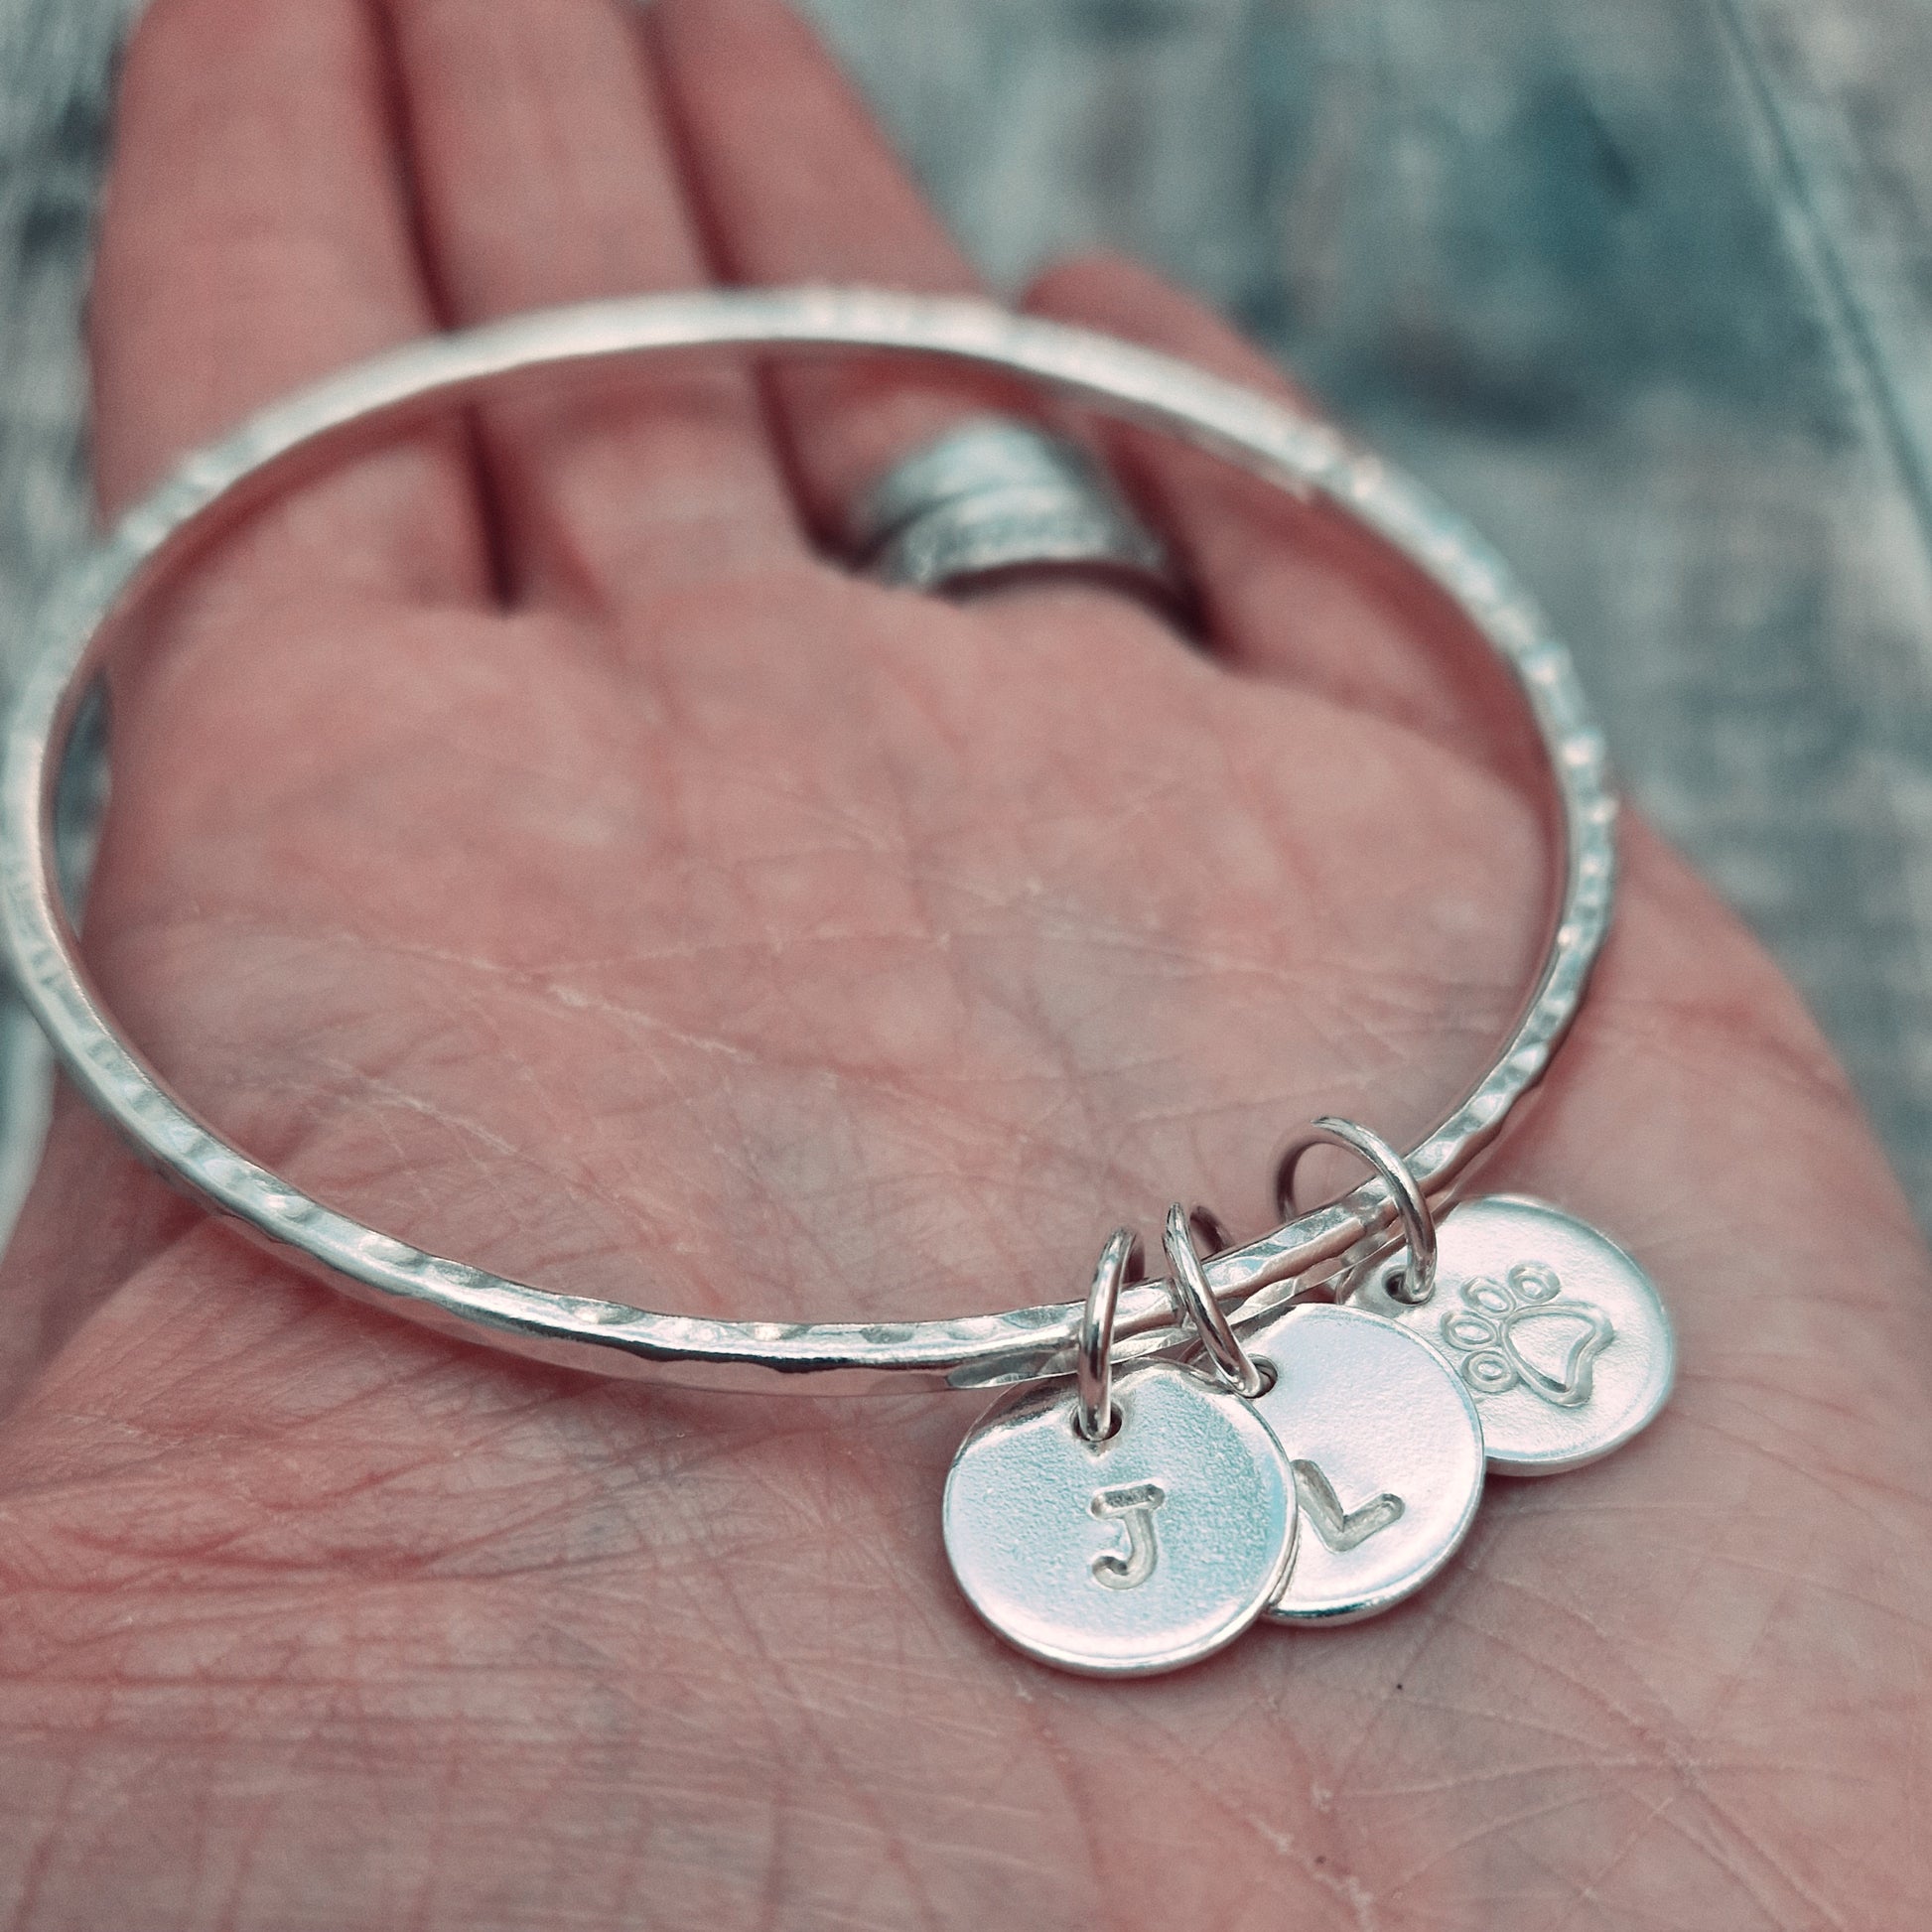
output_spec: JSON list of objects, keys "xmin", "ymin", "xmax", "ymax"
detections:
[{"xmin": 847, "ymin": 415, "xmax": 1187, "ymax": 612}]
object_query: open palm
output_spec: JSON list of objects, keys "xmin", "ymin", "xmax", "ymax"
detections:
[{"xmin": 0, "ymin": 1, "xmax": 1926, "ymax": 1924}]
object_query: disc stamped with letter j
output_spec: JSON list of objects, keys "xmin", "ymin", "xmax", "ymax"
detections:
[{"xmin": 942, "ymin": 1360, "xmax": 1298, "ymax": 1676}]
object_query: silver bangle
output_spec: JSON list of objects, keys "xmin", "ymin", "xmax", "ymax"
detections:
[
  {"xmin": 848, "ymin": 415, "xmax": 1182, "ymax": 606},
  {"xmin": 0, "ymin": 286, "xmax": 1615, "ymax": 1397}
]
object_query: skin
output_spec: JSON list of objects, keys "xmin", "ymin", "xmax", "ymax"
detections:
[{"xmin": 0, "ymin": 0, "xmax": 1927, "ymax": 1924}]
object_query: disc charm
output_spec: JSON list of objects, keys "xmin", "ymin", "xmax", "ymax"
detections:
[
  {"xmin": 1353, "ymin": 1195, "xmax": 1674, "ymax": 1475},
  {"xmin": 1246, "ymin": 1304, "xmax": 1484, "ymax": 1624},
  {"xmin": 943, "ymin": 1360, "xmax": 1297, "ymax": 1676}
]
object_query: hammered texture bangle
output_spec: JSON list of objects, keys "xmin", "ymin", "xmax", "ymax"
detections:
[{"xmin": 0, "ymin": 287, "xmax": 1616, "ymax": 1396}]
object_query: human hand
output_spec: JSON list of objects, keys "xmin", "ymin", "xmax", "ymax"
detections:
[{"xmin": 1, "ymin": 1, "xmax": 1927, "ymax": 1924}]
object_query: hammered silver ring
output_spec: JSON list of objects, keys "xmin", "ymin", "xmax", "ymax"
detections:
[{"xmin": 848, "ymin": 413, "xmax": 1182, "ymax": 607}]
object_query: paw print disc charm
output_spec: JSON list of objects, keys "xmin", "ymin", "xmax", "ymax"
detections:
[
  {"xmin": 943, "ymin": 1361, "xmax": 1297, "ymax": 1676},
  {"xmin": 1354, "ymin": 1196, "xmax": 1674, "ymax": 1475},
  {"xmin": 1245, "ymin": 1305, "xmax": 1485, "ymax": 1624}
]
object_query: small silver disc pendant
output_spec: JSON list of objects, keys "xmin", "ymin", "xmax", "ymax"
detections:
[
  {"xmin": 1353, "ymin": 1195, "xmax": 1675, "ymax": 1475},
  {"xmin": 1246, "ymin": 1304, "xmax": 1484, "ymax": 1624},
  {"xmin": 942, "ymin": 1360, "xmax": 1298, "ymax": 1676}
]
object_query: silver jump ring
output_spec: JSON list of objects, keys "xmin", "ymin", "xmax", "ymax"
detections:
[
  {"xmin": 0, "ymin": 287, "xmax": 1619, "ymax": 1395},
  {"xmin": 1275, "ymin": 1117, "xmax": 1439, "ymax": 1305},
  {"xmin": 1162, "ymin": 1203, "xmax": 1267, "ymax": 1399},
  {"xmin": 849, "ymin": 415, "xmax": 1184, "ymax": 609},
  {"xmin": 1075, "ymin": 1226, "xmax": 1142, "ymax": 1443}
]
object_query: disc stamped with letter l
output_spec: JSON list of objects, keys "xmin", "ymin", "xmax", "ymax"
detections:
[{"xmin": 1246, "ymin": 1303, "xmax": 1485, "ymax": 1623}]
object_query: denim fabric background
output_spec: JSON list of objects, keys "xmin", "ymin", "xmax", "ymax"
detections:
[{"xmin": 3, "ymin": 0, "xmax": 1931, "ymax": 1230}]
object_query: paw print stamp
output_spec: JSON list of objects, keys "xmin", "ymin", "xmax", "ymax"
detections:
[
  {"xmin": 1439, "ymin": 1261, "xmax": 1614, "ymax": 1410},
  {"xmin": 1366, "ymin": 1197, "xmax": 1674, "ymax": 1473}
]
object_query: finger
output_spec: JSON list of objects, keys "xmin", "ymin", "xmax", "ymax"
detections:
[
  {"xmin": 382, "ymin": 0, "xmax": 803, "ymax": 611},
  {"xmin": 1024, "ymin": 253, "xmax": 1548, "ymax": 782},
  {"xmin": 647, "ymin": 0, "xmax": 1005, "ymax": 526},
  {"xmin": 89, "ymin": 0, "xmax": 490, "ymax": 607},
  {"xmin": 648, "ymin": 0, "xmax": 1176, "ymax": 638}
]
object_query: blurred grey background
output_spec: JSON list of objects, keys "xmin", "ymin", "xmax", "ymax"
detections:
[{"xmin": 2, "ymin": 0, "xmax": 1931, "ymax": 1230}]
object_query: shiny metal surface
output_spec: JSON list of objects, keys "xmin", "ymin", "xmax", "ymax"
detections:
[
  {"xmin": 0, "ymin": 287, "xmax": 1619, "ymax": 1393},
  {"xmin": 1075, "ymin": 1226, "xmax": 1138, "ymax": 1444},
  {"xmin": 850, "ymin": 414, "xmax": 1178, "ymax": 601},
  {"xmin": 1164, "ymin": 1203, "xmax": 1266, "ymax": 1399},
  {"xmin": 1353, "ymin": 1195, "xmax": 1675, "ymax": 1474},
  {"xmin": 941, "ymin": 1360, "xmax": 1296, "ymax": 1675},
  {"xmin": 1277, "ymin": 1116, "xmax": 1440, "ymax": 1305},
  {"xmin": 1249, "ymin": 1305, "xmax": 1484, "ymax": 1624}
]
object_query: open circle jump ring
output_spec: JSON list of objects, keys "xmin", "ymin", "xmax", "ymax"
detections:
[
  {"xmin": 1162, "ymin": 1204, "xmax": 1268, "ymax": 1398},
  {"xmin": 1275, "ymin": 1117, "xmax": 1439, "ymax": 1305},
  {"xmin": 1075, "ymin": 1226, "xmax": 1141, "ymax": 1443}
]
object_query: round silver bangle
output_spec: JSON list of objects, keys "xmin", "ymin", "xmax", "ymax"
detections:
[
  {"xmin": 848, "ymin": 415, "xmax": 1182, "ymax": 605},
  {"xmin": 0, "ymin": 286, "xmax": 1616, "ymax": 1397}
]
